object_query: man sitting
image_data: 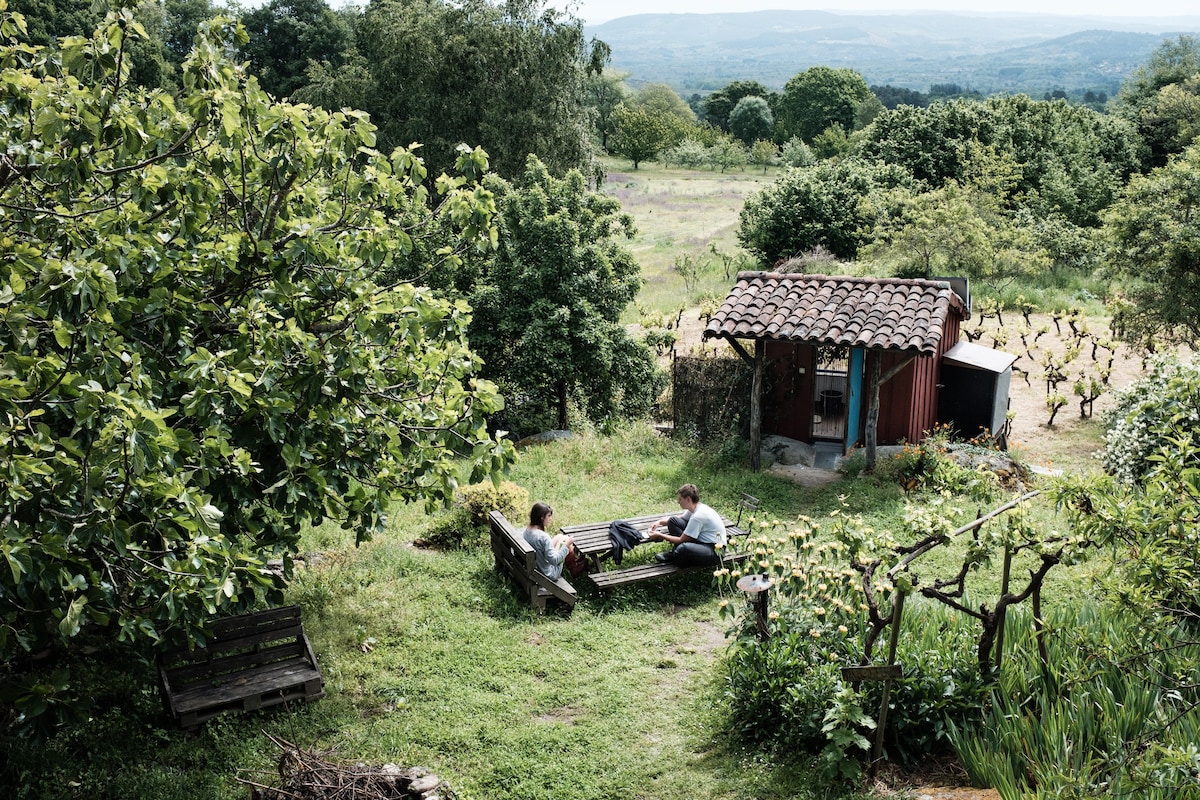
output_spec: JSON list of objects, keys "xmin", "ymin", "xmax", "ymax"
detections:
[{"xmin": 646, "ymin": 483, "xmax": 724, "ymax": 568}]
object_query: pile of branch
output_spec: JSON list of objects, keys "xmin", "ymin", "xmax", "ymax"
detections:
[{"xmin": 240, "ymin": 733, "xmax": 454, "ymax": 800}]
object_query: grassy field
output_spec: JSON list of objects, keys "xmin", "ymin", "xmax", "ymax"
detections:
[
  {"xmin": 1, "ymin": 159, "xmax": 1130, "ymax": 800},
  {"xmin": 600, "ymin": 157, "xmax": 776, "ymax": 319},
  {"xmin": 3, "ymin": 423, "xmax": 1094, "ymax": 800}
]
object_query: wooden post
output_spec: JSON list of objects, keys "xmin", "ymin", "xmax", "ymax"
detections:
[
  {"xmin": 864, "ymin": 350, "xmax": 881, "ymax": 472},
  {"xmin": 750, "ymin": 339, "xmax": 764, "ymax": 471},
  {"xmin": 870, "ymin": 591, "xmax": 905, "ymax": 777},
  {"xmin": 995, "ymin": 545, "xmax": 1012, "ymax": 670}
]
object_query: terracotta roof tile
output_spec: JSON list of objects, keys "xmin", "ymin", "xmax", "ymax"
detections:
[{"xmin": 703, "ymin": 272, "xmax": 967, "ymax": 355}]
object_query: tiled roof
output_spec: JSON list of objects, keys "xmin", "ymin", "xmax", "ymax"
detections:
[{"xmin": 703, "ymin": 272, "xmax": 967, "ymax": 355}]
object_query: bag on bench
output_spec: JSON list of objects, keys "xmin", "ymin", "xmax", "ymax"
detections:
[{"xmin": 565, "ymin": 542, "xmax": 588, "ymax": 578}]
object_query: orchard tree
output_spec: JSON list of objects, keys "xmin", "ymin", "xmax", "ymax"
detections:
[
  {"xmin": 777, "ymin": 65, "xmax": 874, "ymax": 143},
  {"xmin": 863, "ymin": 185, "xmax": 993, "ymax": 279},
  {"xmin": 611, "ymin": 102, "xmax": 672, "ymax": 168},
  {"xmin": 728, "ymin": 95, "xmax": 773, "ymax": 144},
  {"xmin": 468, "ymin": 157, "xmax": 662, "ymax": 434},
  {"xmin": 738, "ymin": 159, "xmax": 911, "ymax": 262},
  {"xmin": 703, "ymin": 79, "xmax": 773, "ymax": 131},
  {"xmin": 585, "ymin": 64, "xmax": 631, "ymax": 152},
  {"xmin": 1104, "ymin": 143, "xmax": 1200, "ymax": 347},
  {"xmin": 633, "ymin": 82, "xmax": 695, "ymax": 124},
  {"xmin": 750, "ymin": 139, "xmax": 778, "ymax": 174},
  {"xmin": 0, "ymin": 6, "xmax": 511, "ymax": 684}
]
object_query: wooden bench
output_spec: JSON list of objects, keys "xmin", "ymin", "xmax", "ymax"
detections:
[
  {"xmin": 586, "ymin": 547, "xmax": 751, "ymax": 591},
  {"xmin": 157, "ymin": 605, "xmax": 324, "ymax": 729},
  {"xmin": 561, "ymin": 494, "xmax": 760, "ymax": 591},
  {"xmin": 488, "ymin": 510, "xmax": 577, "ymax": 612}
]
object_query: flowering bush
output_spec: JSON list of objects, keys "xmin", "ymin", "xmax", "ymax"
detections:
[
  {"xmin": 717, "ymin": 500, "xmax": 990, "ymax": 779},
  {"xmin": 423, "ymin": 480, "xmax": 530, "ymax": 548},
  {"xmin": 882, "ymin": 424, "xmax": 1001, "ymax": 499},
  {"xmin": 1102, "ymin": 355, "xmax": 1200, "ymax": 485}
]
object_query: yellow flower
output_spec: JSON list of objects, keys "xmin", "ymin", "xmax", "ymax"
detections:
[{"xmin": 838, "ymin": 625, "xmax": 849, "ymax": 634}]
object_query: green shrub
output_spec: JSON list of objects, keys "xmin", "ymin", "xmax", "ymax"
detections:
[
  {"xmin": 423, "ymin": 480, "xmax": 531, "ymax": 548},
  {"xmin": 878, "ymin": 425, "xmax": 1001, "ymax": 500},
  {"xmin": 1102, "ymin": 354, "xmax": 1200, "ymax": 485}
]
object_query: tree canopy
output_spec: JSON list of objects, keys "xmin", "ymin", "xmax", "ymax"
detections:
[
  {"xmin": 703, "ymin": 79, "xmax": 774, "ymax": 131},
  {"xmin": 738, "ymin": 161, "xmax": 911, "ymax": 263},
  {"xmin": 777, "ymin": 66, "xmax": 874, "ymax": 143},
  {"xmin": 1104, "ymin": 143, "xmax": 1200, "ymax": 347},
  {"xmin": 728, "ymin": 95, "xmax": 773, "ymax": 144},
  {"xmin": 337, "ymin": 0, "xmax": 600, "ymax": 180},
  {"xmin": 0, "ymin": 7, "xmax": 511, "ymax": 667},
  {"xmin": 467, "ymin": 157, "xmax": 661, "ymax": 435},
  {"xmin": 1116, "ymin": 34, "xmax": 1200, "ymax": 168},
  {"xmin": 239, "ymin": 0, "xmax": 353, "ymax": 100}
]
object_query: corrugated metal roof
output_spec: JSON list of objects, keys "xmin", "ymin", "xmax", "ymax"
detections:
[
  {"xmin": 703, "ymin": 272, "xmax": 967, "ymax": 355},
  {"xmin": 943, "ymin": 341, "xmax": 1018, "ymax": 373}
]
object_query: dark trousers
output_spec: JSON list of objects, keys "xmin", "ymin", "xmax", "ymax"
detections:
[{"xmin": 666, "ymin": 516, "xmax": 721, "ymax": 567}]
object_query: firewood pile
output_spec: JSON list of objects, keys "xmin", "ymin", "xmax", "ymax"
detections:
[{"xmin": 240, "ymin": 734, "xmax": 455, "ymax": 800}]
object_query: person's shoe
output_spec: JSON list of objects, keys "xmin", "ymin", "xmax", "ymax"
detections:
[{"xmin": 654, "ymin": 550, "xmax": 675, "ymax": 563}]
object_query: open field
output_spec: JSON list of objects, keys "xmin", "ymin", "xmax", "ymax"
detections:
[{"xmin": 600, "ymin": 157, "xmax": 1195, "ymax": 475}]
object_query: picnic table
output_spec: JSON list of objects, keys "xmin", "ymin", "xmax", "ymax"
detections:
[{"xmin": 559, "ymin": 495, "xmax": 759, "ymax": 590}]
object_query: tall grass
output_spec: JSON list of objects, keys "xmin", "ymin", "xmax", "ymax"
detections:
[{"xmin": 949, "ymin": 604, "xmax": 1200, "ymax": 799}]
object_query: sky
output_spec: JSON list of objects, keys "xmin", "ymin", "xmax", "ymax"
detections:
[{"xmin": 572, "ymin": 1, "xmax": 1200, "ymax": 25}]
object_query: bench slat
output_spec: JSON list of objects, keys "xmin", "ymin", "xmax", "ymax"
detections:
[
  {"xmin": 171, "ymin": 658, "xmax": 324, "ymax": 714},
  {"xmin": 588, "ymin": 551, "xmax": 749, "ymax": 591},
  {"xmin": 162, "ymin": 640, "xmax": 310, "ymax": 687}
]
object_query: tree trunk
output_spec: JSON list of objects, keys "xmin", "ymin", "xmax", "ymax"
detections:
[
  {"xmin": 557, "ymin": 381, "xmax": 569, "ymax": 430},
  {"xmin": 750, "ymin": 339, "xmax": 764, "ymax": 471},
  {"xmin": 865, "ymin": 350, "xmax": 881, "ymax": 472}
]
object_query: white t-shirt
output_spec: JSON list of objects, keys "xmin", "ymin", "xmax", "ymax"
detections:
[{"xmin": 683, "ymin": 503, "xmax": 725, "ymax": 546}]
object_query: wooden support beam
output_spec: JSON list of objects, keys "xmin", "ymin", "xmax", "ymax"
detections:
[
  {"xmin": 865, "ymin": 350, "xmax": 881, "ymax": 472},
  {"xmin": 723, "ymin": 335, "xmax": 755, "ymax": 366},
  {"xmin": 750, "ymin": 339, "xmax": 764, "ymax": 471}
]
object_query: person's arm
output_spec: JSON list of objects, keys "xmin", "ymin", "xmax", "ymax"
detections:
[
  {"xmin": 647, "ymin": 515, "xmax": 669, "ymax": 540},
  {"xmin": 550, "ymin": 532, "xmax": 573, "ymax": 557},
  {"xmin": 647, "ymin": 512, "xmax": 694, "ymax": 543},
  {"xmin": 532, "ymin": 530, "xmax": 569, "ymax": 567}
]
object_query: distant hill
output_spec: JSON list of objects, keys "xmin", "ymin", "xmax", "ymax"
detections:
[{"xmin": 586, "ymin": 10, "xmax": 1200, "ymax": 96}]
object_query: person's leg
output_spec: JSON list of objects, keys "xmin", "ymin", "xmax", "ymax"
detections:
[
  {"xmin": 671, "ymin": 541, "xmax": 721, "ymax": 568},
  {"xmin": 655, "ymin": 516, "xmax": 691, "ymax": 562}
]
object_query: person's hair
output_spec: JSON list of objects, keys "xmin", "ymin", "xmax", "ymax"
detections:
[
  {"xmin": 529, "ymin": 501, "xmax": 554, "ymax": 528},
  {"xmin": 676, "ymin": 483, "xmax": 699, "ymax": 502}
]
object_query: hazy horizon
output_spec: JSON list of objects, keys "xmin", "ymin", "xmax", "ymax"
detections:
[{"xmin": 573, "ymin": 2, "xmax": 1200, "ymax": 25}]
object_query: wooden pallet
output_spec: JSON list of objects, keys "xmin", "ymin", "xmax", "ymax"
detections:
[{"xmin": 158, "ymin": 605, "xmax": 324, "ymax": 729}]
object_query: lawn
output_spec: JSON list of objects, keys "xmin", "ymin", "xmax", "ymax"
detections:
[{"xmin": 2, "ymin": 421, "xmax": 1093, "ymax": 800}]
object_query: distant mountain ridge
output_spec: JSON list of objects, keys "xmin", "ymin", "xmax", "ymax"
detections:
[{"xmin": 586, "ymin": 10, "xmax": 1200, "ymax": 95}]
